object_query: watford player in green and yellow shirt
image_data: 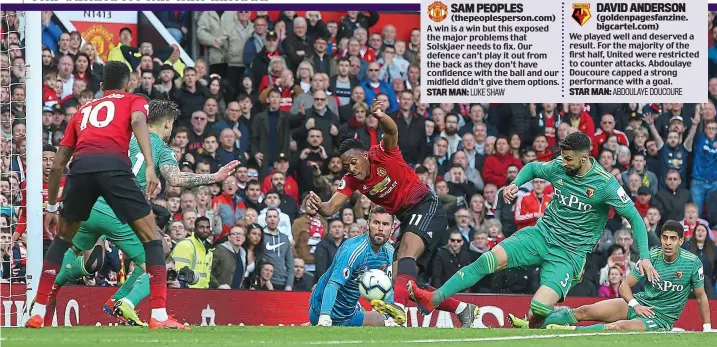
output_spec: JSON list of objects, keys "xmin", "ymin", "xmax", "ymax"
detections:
[
  {"xmin": 409, "ymin": 132, "xmax": 659, "ymax": 329},
  {"xmin": 526, "ymin": 220, "xmax": 712, "ymax": 332}
]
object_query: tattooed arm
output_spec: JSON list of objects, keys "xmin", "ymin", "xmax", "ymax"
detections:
[
  {"xmin": 160, "ymin": 164, "xmax": 218, "ymax": 188},
  {"xmin": 160, "ymin": 160, "xmax": 240, "ymax": 189}
]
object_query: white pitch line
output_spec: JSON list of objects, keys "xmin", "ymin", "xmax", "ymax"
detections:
[
  {"xmin": 0, "ymin": 330, "xmax": 704, "ymax": 345},
  {"xmin": 302, "ymin": 330, "xmax": 695, "ymax": 345}
]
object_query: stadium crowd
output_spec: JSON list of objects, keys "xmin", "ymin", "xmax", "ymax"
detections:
[{"xmin": 1, "ymin": 10, "xmax": 717, "ymax": 299}]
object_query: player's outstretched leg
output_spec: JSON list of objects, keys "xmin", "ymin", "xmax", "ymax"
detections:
[
  {"xmin": 548, "ymin": 319, "xmax": 647, "ymax": 331},
  {"xmin": 409, "ymin": 247, "xmax": 503, "ymax": 314},
  {"xmin": 129, "ymin": 215, "xmax": 187, "ymax": 330},
  {"xmin": 26, "ymin": 218, "xmax": 81, "ymax": 328},
  {"xmin": 537, "ymin": 299, "xmax": 630, "ymax": 330},
  {"xmin": 110, "ymin": 271, "xmax": 149, "ymax": 326},
  {"xmin": 410, "ymin": 283, "xmax": 479, "ymax": 328}
]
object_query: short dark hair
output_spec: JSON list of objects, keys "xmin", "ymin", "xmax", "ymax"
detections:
[
  {"xmin": 632, "ymin": 153, "xmax": 646, "ymax": 161},
  {"xmin": 328, "ymin": 218, "xmax": 344, "ymax": 227},
  {"xmin": 381, "ymin": 44, "xmax": 395, "ymax": 53},
  {"xmin": 661, "ymin": 220, "xmax": 685, "ymax": 238},
  {"xmin": 194, "ymin": 216, "xmax": 211, "ymax": 229},
  {"xmin": 148, "ymin": 100, "xmax": 180, "ymax": 125},
  {"xmin": 247, "ymin": 179, "xmax": 261, "ymax": 189},
  {"xmin": 102, "ymin": 61, "xmax": 130, "ymax": 91},
  {"xmin": 119, "ymin": 27, "xmax": 132, "ymax": 36},
  {"xmin": 338, "ymin": 138, "xmax": 367, "ymax": 156},
  {"xmin": 183, "ymin": 66, "xmax": 197, "ymax": 76},
  {"xmin": 266, "ymin": 189, "xmax": 280, "ymax": 198},
  {"xmin": 445, "ymin": 113, "xmax": 459, "ymax": 123},
  {"xmin": 607, "ymin": 244, "xmax": 625, "ymax": 256},
  {"xmin": 42, "ymin": 144, "xmax": 57, "ymax": 153},
  {"xmin": 140, "ymin": 69, "xmax": 154, "ymax": 77},
  {"xmin": 415, "ymin": 166, "xmax": 428, "ymax": 175},
  {"xmin": 268, "ymin": 88, "xmax": 282, "ymax": 98},
  {"xmin": 559, "ymin": 132, "xmax": 592, "ymax": 153}
]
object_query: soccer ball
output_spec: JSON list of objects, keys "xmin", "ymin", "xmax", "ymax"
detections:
[{"xmin": 359, "ymin": 269, "xmax": 393, "ymax": 301}]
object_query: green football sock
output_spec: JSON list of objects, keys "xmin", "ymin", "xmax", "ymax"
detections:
[
  {"xmin": 529, "ymin": 300, "xmax": 553, "ymax": 328},
  {"xmin": 433, "ymin": 251, "xmax": 498, "ymax": 306},
  {"xmin": 542, "ymin": 308, "xmax": 579, "ymax": 328},
  {"xmin": 55, "ymin": 250, "xmax": 79, "ymax": 286},
  {"xmin": 112, "ymin": 266, "xmax": 145, "ymax": 301},
  {"xmin": 57, "ymin": 253, "xmax": 90, "ymax": 286},
  {"xmin": 576, "ymin": 323, "xmax": 606, "ymax": 331},
  {"xmin": 122, "ymin": 273, "xmax": 150, "ymax": 308}
]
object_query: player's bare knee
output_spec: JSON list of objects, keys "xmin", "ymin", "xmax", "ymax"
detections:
[
  {"xmin": 490, "ymin": 246, "xmax": 508, "ymax": 270},
  {"xmin": 573, "ymin": 305, "xmax": 591, "ymax": 321}
]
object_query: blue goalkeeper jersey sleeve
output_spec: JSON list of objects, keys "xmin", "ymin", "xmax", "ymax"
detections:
[{"xmin": 309, "ymin": 234, "xmax": 394, "ymax": 320}]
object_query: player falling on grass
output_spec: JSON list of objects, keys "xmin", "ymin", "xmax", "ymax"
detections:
[
  {"xmin": 409, "ymin": 132, "xmax": 659, "ymax": 329},
  {"xmin": 306, "ymin": 100, "xmax": 478, "ymax": 328},
  {"xmin": 310, "ymin": 206, "xmax": 401, "ymax": 327},
  {"xmin": 28, "ymin": 62, "xmax": 178, "ymax": 329},
  {"xmin": 46, "ymin": 99, "xmax": 239, "ymax": 327},
  {"xmin": 522, "ymin": 220, "xmax": 712, "ymax": 332}
]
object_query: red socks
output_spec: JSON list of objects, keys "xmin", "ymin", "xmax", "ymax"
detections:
[
  {"xmin": 394, "ymin": 274, "xmax": 411, "ymax": 306},
  {"xmin": 423, "ymin": 284, "xmax": 461, "ymax": 313},
  {"xmin": 143, "ymin": 240, "xmax": 167, "ymax": 309},
  {"xmin": 35, "ymin": 261, "xmax": 60, "ymax": 305},
  {"xmin": 36, "ymin": 238, "xmax": 71, "ymax": 306},
  {"xmin": 146, "ymin": 265, "xmax": 167, "ymax": 309}
]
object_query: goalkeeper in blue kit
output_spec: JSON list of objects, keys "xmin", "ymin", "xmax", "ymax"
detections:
[{"xmin": 309, "ymin": 206, "xmax": 403, "ymax": 327}]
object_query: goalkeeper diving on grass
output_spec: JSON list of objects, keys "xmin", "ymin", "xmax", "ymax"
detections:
[
  {"xmin": 42, "ymin": 99, "xmax": 239, "ymax": 328},
  {"xmin": 309, "ymin": 206, "xmax": 399, "ymax": 327},
  {"xmin": 409, "ymin": 132, "xmax": 659, "ymax": 329}
]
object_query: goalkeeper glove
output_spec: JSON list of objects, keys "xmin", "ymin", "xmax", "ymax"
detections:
[{"xmin": 317, "ymin": 315, "xmax": 332, "ymax": 327}]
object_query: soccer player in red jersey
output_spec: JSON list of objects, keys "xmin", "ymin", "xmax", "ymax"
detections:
[
  {"xmin": 14, "ymin": 145, "xmax": 66, "ymax": 254},
  {"xmin": 26, "ymin": 61, "xmax": 185, "ymax": 329},
  {"xmin": 306, "ymin": 101, "xmax": 478, "ymax": 327}
]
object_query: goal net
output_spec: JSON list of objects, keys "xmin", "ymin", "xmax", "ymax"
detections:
[{"xmin": 1, "ymin": 10, "xmax": 43, "ymax": 328}]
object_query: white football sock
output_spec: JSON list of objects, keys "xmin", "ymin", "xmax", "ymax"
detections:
[
  {"xmin": 455, "ymin": 302, "xmax": 468, "ymax": 314},
  {"xmin": 31, "ymin": 303, "xmax": 46, "ymax": 317},
  {"xmin": 151, "ymin": 308, "xmax": 168, "ymax": 321}
]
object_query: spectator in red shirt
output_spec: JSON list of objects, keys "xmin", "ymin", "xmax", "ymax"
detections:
[
  {"xmin": 532, "ymin": 133, "xmax": 552, "ymax": 162},
  {"xmin": 564, "ymin": 103, "xmax": 595, "ymax": 138},
  {"xmin": 212, "ymin": 175, "xmax": 248, "ymax": 238},
  {"xmin": 514, "ymin": 178, "xmax": 552, "ymax": 231},
  {"xmin": 261, "ymin": 153, "xmax": 299, "ymax": 202},
  {"xmin": 635, "ymin": 187, "xmax": 651, "ymax": 218},
  {"xmin": 482, "ymin": 136, "xmax": 523, "ymax": 187},
  {"xmin": 592, "ymin": 113, "xmax": 629, "ymax": 157}
]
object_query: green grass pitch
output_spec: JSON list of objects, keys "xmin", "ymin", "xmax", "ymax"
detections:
[{"xmin": 2, "ymin": 326, "xmax": 716, "ymax": 347}]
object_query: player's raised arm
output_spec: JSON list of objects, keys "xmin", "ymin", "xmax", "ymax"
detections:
[
  {"xmin": 503, "ymin": 159, "xmax": 558, "ymax": 203},
  {"xmin": 371, "ymin": 101, "xmax": 398, "ymax": 149},
  {"xmin": 312, "ymin": 191, "xmax": 350, "ymax": 218},
  {"xmin": 160, "ymin": 160, "xmax": 240, "ymax": 188},
  {"xmin": 618, "ymin": 272, "xmax": 655, "ymax": 318}
]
